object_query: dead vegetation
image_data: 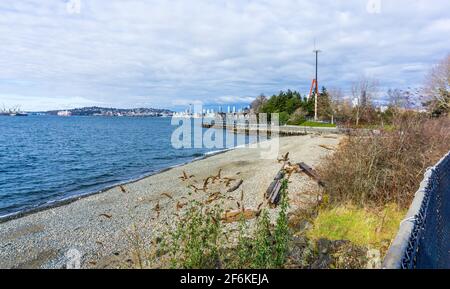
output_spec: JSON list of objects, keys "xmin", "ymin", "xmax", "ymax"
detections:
[
  {"xmin": 126, "ymin": 153, "xmax": 321, "ymax": 269},
  {"xmin": 155, "ymin": 167, "xmax": 292, "ymax": 269},
  {"xmin": 318, "ymin": 114, "xmax": 450, "ymax": 208},
  {"xmin": 125, "ymin": 150, "xmax": 385, "ymax": 269},
  {"xmin": 286, "ymin": 114, "xmax": 450, "ymax": 268},
  {"xmin": 126, "ymin": 125, "xmax": 446, "ymax": 269}
]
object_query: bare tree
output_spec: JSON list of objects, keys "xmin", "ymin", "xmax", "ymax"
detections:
[
  {"xmin": 328, "ymin": 88, "xmax": 343, "ymax": 123},
  {"xmin": 423, "ymin": 54, "xmax": 450, "ymax": 116},
  {"xmin": 387, "ymin": 88, "xmax": 414, "ymax": 110},
  {"xmin": 250, "ymin": 93, "xmax": 267, "ymax": 113},
  {"xmin": 351, "ymin": 77, "xmax": 378, "ymax": 125}
]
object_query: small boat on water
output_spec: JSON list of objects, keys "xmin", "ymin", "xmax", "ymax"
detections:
[{"xmin": 9, "ymin": 112, "xmax": 28, "ymax": 116}]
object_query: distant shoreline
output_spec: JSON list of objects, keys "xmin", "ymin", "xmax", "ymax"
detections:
[{"xmin": 1, "ymin": 106, "xmax": 174, "ymax": 117}]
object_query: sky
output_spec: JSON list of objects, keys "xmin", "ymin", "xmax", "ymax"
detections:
[{"xmin": 0, "ymin": 0, "xmax": 449, "ymax": 111}]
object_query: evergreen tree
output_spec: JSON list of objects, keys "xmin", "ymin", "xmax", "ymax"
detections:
[{"xmin": 317, "ymin": 87, "xmax": 333, "ymax": 120}]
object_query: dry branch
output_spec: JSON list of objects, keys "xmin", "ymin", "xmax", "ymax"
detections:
[
  {"xmin": 227, "ymin": 179, "xmax": 243, "ymax": 192},
  {"xmin": 221, "ymin": 209, "xmax": 259, "ymax": 223}
]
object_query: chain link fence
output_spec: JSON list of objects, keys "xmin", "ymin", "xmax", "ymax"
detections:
[{"xmin": 383, "ymin": 151, "xmax": 450, "ymax": 269}]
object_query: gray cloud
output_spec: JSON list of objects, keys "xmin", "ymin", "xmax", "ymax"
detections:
[{"xmin": 0, "ymin": 0, "xmax": 449, "ymax": 110}]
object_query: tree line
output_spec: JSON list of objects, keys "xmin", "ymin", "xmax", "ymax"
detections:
[
  {"xmin": 250, "ymin": 53, "xmax": 449, "ymax": 126},
  {"xmin": 250, "ymin": 88, "xmax": 332, "ymax": 125}
]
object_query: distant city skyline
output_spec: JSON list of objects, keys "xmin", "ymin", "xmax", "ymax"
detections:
[{"xmin": 1, "ymin": 0, "xmax": 449, "ymax": 111}]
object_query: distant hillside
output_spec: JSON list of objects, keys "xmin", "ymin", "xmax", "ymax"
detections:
[{"xmin": 45, "ymin": 106, "xmax": 173, "ymax": 116}]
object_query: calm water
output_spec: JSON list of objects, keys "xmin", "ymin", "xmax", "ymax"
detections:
[{"xmin": 0, "ymin": 116, "xmax": 260, "ymax": 218}]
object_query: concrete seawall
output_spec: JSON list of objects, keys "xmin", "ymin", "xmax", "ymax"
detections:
[{"xmin": 202, "ymin": 123, "xmax": 344, "ymax": 136}]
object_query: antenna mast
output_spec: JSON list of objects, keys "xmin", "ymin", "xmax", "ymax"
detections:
[{"xmin": 313, "ymin": 40, "xmax": 321, "ymax": 121}]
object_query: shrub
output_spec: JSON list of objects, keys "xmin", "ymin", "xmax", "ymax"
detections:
[
  {"xmin": 278, "ymin": 111, "xmax": 290, "ymax": 125},
  {"xmin": 233, "ymin": 215, "xmax": 253, "ymax": 269},
  {"xmin": 158, "ymin": 173, "xmax": 291, "ymax": 269},
  {"xmin": 252, "ymin": 209, "xmax": 273, "ymax": 268},
  {"xmin": 229, "ymin": 180, "xmax": 291, "ymax": 269},
  {"xmin": 287, "ymin": 107, "xmax": 307, "ymax": 125},
  {"xmin": 167, "ymin": 200, "xmax": 222, "ymax": 269},
  {"xmin": 273, "ymin": 180, "xmax": 290, "ymax": 267},
  {"xmin": 318, "ymin": 114, "xmax": 450, "ymax": 208}
]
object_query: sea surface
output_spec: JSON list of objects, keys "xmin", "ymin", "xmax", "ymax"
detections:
[{"xmin": 0, "ymin": 116, "xmax": 261, "ymax": 218}]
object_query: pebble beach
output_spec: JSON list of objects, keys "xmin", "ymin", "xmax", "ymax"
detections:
[{"xmin": 0, "ymin": 134, "xmax": 341, "ymax": 268}]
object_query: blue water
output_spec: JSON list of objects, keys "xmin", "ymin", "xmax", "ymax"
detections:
[{"xmin": 0, "ymin": 116, "xmax": 260, "ymax": 218}]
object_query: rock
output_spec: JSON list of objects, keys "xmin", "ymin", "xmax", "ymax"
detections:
[
  {"xmin": 287, "ymin": 237, "xmax": 315, "ymax": 269},
  {"xmin": 311, "ymin": 253, "xmax": 332, "ymax": 269},
  {"xmin": 316, "ymin": 238, "xmax": 331, "ymax": 254},
  {"xmin": 366, "ymin": 249, "xmax": 381, "ymax": 269},
  {"xmin": 288, "ymin": 217, "xmax": 313, "ymax": 232},
  {"xmin": 329, "ymin": 240, "xmax": 368, "ymax": 269},
  {"xmin": 309, "ymin": 238, "xmax": 369, "ymax": 269},
  {"xmin": 300, "ymin": 220, "xmax": 313, "ymax": 231},
  {"xmin": 292, "ymin": 235, "xmax": 308, "ymax": 248}
]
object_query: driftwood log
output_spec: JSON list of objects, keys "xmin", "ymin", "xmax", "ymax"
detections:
[
  {"xmin": 221, "ymin": 209, "xmax": 259, "ymax": 223},
  {"xmin": 298, "ymin": 162, "xmax": 325, "ymax": 187},
  {"xmin": 265, "ymin": 169, "xmax": 285, "ymax": 205}
]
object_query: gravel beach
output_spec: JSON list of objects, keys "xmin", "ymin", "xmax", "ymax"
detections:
[{"xmin": 0, "ymin": 134, "xmax": 341, "ymax": 268}]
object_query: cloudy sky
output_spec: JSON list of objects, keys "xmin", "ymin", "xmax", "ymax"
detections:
[{"xmin": 0, "ymin": 0, "xmax": 449, "ymax": 111}]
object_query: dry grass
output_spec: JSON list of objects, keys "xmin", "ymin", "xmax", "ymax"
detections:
[{"xmin": 318, "ymin": 113, "xmax": 450, "ymax": 208}]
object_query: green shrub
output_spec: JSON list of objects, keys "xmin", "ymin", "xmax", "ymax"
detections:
[
  {"xmin": 233, "ymin": 216, "xmax": 253, "ymax": 269},
  {"xmin": 159, "ymin": 177, "xmax": 291, "ymax": 269},
  {"xmin": 273, "ymin": 180, "xmax": 290, "ymax": 267},
  {"xmin": 168, "ymin": 201, "xmax": 222, "ymax": 269},
  {"xmin": 278, "ymin": 111, "xmax": 290, "ymax": 125},
  {"xmin": 247, "ymin": 179, "xmax": 290, "ymax": 269},
  {"xmin": 252, "ymin": 209, "xmax": 273, "ymax": 268}
]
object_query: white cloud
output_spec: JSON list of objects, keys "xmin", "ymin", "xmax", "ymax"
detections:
[
  {"xmin": 216, "ymin": 96, "xmax": 256, "ymax": 104},
  {"xmin": 0, "ymin": 0, "xmax": 449, "ymax": 111}
]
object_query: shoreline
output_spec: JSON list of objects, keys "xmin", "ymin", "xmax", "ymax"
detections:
[
  {"xmin": 0, "ymin": 147, "xmax": 235, "ymax": 224},
  {"xmin": 0, "ymin": 134, "xmax": 341, "ymax": 268}
]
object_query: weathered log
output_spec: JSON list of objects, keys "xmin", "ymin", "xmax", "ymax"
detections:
[
  {"xmin": 269, "ymin": 180, "xmax": 282, "ymax": 205},
  {"xmin": 298, "ymin": 162, "xmax": 325, "ymax": 187},
  {"xmin": 221, "ymin": 209, "xmax": 259, "ymax": 223},
  {"xmin": 265, "ymin": 170, "xmax": 285, "ymax": 199}
]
